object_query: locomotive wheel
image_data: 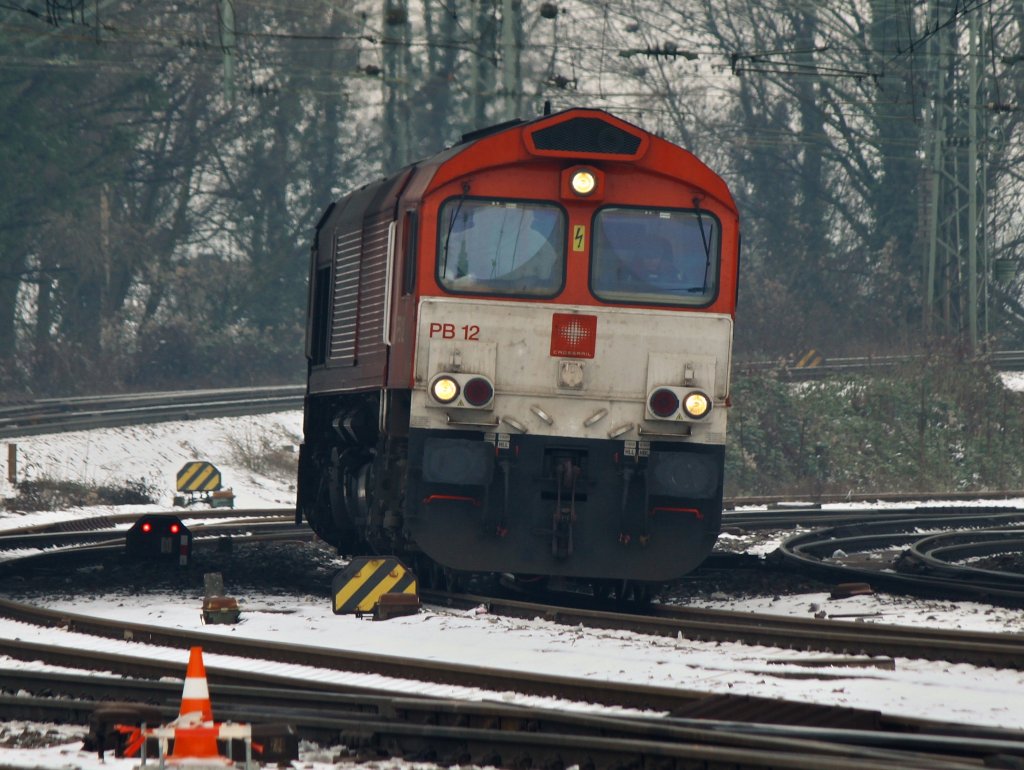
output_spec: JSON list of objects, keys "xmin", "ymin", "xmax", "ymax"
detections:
[
  {"xmin": 410, "ymin": 555, "xmax": 470, "ymax": 593},
  {"xmin": 323, "ymin": 449, "xmax": 372, "ymax": 554},
  {"xmin": 591, "ymin": 580, "xmax": 614, "ymax": 601},
  {"xmin": 303, "ymin": 474, "xmax": 347, "ymax": 547},
  {"xmin": 629, "ymin": 582, "xmax": 653, "ymax": 606},
  {"xmin": 412, "ymin": 555, "xmax": 442, "ymax": 590},
  {"xmin": 605, "ymin": 580, "xmax": 655, "ymax": 607},
  {"xmin": 307, "ymin": 509, "xmax": 343, "ymax": 547},
  {"xmin": 443, "ymin": 568, "xmax": 466, "ymax": 593},
  {"xmin": 343, "ymin": 460, "xmax": 373, "ymax": 526}
]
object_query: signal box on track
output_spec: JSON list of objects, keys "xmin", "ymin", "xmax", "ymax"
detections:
[{"xmin": 126, "ymin": 515, "xmax": 191, "ymax": 565}]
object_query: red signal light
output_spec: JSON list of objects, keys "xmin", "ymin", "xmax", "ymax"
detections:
[
  {"xmin": 169, "ymin": 523, "xmax": 180, "ymax": 534},
  {"xmin": 141, "ymin": 522, "xmax": 152, "ymax": 533},
  {"xmin": 649, "ymin": 388, "xmax": 680, "ymax": 418},
  {"xmin": 463, "ymin": 377, "xmax": 494, "ymax": 406}
]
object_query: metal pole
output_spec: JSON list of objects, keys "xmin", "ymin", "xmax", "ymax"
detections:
[
  {"xmin": 221, "ymin": 0, "xmax": 236, "ymax": 105},
  {"xmin": 967, "ymin": 9, "xmax": 979, "ymax": 352},
  {"xmin": 925, "ymin": 2, "xmax": 945, "ymax": 334},
  {"xmin": 6, "ymin": 444, "xmax": 14, "ymax": 485},
  {"xmin": 501, "ymin": 0, "xmax": 518, "ymax": 121}
]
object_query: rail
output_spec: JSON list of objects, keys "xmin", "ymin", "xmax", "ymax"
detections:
[
  {"xmin": 3, "ymin": 513, "xmax": 1024, "ymax": 768},
  {"xmin": 736, "ymin": 349, "xmax": 1024, "ymax": 379},
  {"xmin": 0, "ymin": 385, "xmax": 305, "ymax": 438}
]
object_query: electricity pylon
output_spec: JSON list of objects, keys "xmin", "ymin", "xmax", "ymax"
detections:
[{"xmin": 923, "ymin": 2, "xmax": 990, "ymax": 352}]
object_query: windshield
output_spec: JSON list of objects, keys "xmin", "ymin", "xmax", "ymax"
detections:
[
  {"xmin": 437, "ymin": 198, "xmax": 565, "ymax": 297},
  {"xmin": 591, "ymin": 207, "xmax": 719, "ymax": 306}
]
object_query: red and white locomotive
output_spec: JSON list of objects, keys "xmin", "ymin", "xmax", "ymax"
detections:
[{"xmin": 297, "ymin": 108, "xmax": 739, "ymax": 592}]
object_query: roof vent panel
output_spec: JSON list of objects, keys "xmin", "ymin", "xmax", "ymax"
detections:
[{"xmin": 529, "ymin": 117, "xmax": 643, "ymax": 157}]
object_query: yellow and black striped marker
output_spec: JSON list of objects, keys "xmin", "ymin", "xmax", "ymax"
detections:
[
  {"xmin": 331, "ymin": 557, "xmax": 418, "ymax": 616},
  {"xmin": 176, "ymin": 461, "xmax": 222, "ymax": 492},
  {"xmin": 795, "ymin": 349, "xmax": 824, "ymax": 368}
]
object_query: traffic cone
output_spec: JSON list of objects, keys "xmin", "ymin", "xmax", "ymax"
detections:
[{"xmin": 169, "ymin": 646, "xmax": 226, "ymax": 762}]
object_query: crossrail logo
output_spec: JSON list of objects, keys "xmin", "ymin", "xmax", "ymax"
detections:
[{"xmin": 550, "ymin": 313, "xmax": 597, "ymax": 358}]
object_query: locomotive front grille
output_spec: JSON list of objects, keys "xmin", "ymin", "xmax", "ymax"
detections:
[{"xmin": 530, "ymin": 118, "xmax": 641, "ymax": 156}]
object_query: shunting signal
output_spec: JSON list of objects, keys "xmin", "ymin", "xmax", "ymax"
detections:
[{"xmin": 126, "ymin": 515, "xmax": 191, "ymax": 565}]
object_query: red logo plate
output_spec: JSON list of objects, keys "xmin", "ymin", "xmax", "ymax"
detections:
[{"xmin": 550, "ymin": 313, "xmax": 597, "ymax": 359}]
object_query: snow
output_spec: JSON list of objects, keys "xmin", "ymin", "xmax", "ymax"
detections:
[
  {"xmin": 3, "ymin": 413, "xmax": 1024, "ymax": 770},
  {"xmin": 1000, "ymin": 371, "xmax": 1024, "ymax": 391},
  {"xmin": 0, "ymin": 413, "xmax": 302, "ymax": 530}
]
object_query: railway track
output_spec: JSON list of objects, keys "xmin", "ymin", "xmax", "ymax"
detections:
[
  {"xmin": 3, "ymin": 510, "xmax": 1024, "ymax": 768},
  {"xmin": 8, "ymin": 671, "xmax": 1023, "ymax": 770},
  {"xmin": 4, "ymin": 392, "xmax": 1024, "ymax": 766},
  {"xmin": 723, "ymin": 502, "xmax": 1024, "ymax": 529},
  {"xmin": 737, "ymin": 348, "xmax": 1024, "ymax": 380},
  {"xmin": 4, "ymin": 509, "xmax": 1024, "ymax": 671},
  {"xmin": 0, "ymin": 385, "xmax": 304, "ymax": 438},
  {"xmin": 0, "ymin": 511, "xmax": 310, "ymax": 579},
  {"xmin": 422, "ymin": 588, "xmax": 1024, "ymax": 670},
  {"xmin": 3, "ymin": 597, "xmax": 1024, "ymax": 769},
  {"xmin": 771, "ymin": 509, "xmax": 1024, "ymax": 604},
  {"xmin": 3, "ymin": 600, "xmax": 1024, "ymax": 770}
]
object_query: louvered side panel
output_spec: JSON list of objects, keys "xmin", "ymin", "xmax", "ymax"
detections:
[
  {"xmin": 357, "ymin": 214, "xmax": 391, "ymax": 363},
  {"xmin": 330, "ymin": 229, "xmax": 362, "ymax": 364}
]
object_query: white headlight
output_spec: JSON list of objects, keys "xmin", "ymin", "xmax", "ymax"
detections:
[
  {"xmin": 431, "ymin": 376, "xmax": 460, "ymax": 404},
  {"xmin": 682, "ymin": 391, "xmax": 711, "ymax": 419},
  {"xmin": 571, "ymin": 169, "xmax": 596, "ymax": 195}
]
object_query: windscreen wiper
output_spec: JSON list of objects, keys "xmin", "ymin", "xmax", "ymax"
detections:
[
  {"xmin": 441, "ymin": 182, "xmax": 470, "ymax": 276},
  {"xmin": 693, "ymin": 197, "xmax": 713, "ymax": 291}
]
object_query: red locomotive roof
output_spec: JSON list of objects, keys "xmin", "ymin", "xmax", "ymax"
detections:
[{"xmin": 422, "ymin": 108, "xmax": 737, "ymax": 215}]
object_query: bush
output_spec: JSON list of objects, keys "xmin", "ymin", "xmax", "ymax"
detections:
[
  {"xmin": 225, "ymin": 419, "xmax": 300, "ymax": 479},
  {"xmin": 3, "ymin": 477, "xmax": 157, "ymax": 512},
  {"xmin": 725, "ymin": 353, "xmax": 1024, "ymax": 497}
]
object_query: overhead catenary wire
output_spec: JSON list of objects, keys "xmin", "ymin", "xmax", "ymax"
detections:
[
  {"xmin": 1, "ymin": 1, "xmax": 1020, "ymax": 167},
  {"xmin": 1, "ymin": 7, "xmax": 1017, "ymax": 103}
]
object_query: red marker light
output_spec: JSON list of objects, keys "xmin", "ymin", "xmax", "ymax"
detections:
[
  {"xmin": 649, "ymin": 388, "xmax": 680, "ymax": 418},
  {"xmin": 141, "ymin": 522, "xmax": 152, "ymax": 533},
  {"xmin": 463, "ymin": 377, "xmax": 494, "ymax": 406},
  {"xmin": 169, "ymin": 523, "xmax": 180, "ymax": 534}
]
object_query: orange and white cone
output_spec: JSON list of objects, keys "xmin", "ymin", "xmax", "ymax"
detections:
[{"xmin": 169, "ymin": 646, "xmax": 227, "ymax": 763}]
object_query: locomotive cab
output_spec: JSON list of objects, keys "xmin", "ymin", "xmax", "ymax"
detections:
[{"xmin": 298, "ymin": 108, "xmax": 739, "ymax": 588}]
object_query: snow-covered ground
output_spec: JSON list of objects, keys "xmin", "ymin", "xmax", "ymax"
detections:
[
  {"xmin": 1001, "ymin": 371, "xmax": 1024, "ymax": 391},
  {"xmin": 2, "ymin": 413, "xmax": 1024, "ymax": 770},
  {"xmin": 0, "ymin": 412, "xmax": 304, "ymax": 513}
]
